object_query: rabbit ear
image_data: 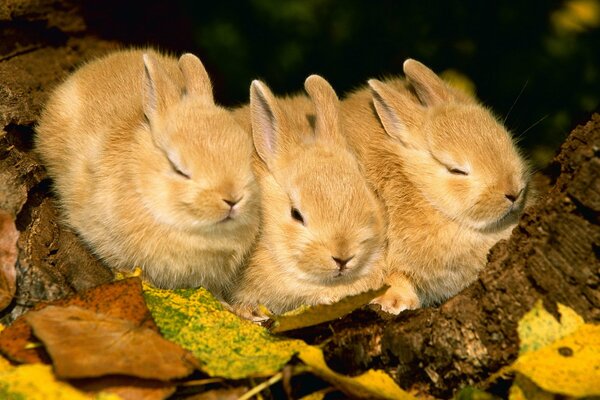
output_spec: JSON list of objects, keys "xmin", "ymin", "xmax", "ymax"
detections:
[
  {"xmin": 178, "ymin": 53, "xmax": 214, "ymax": 104},
  {"xmin": 304, "ymin": 75, "xmax": 343, "ymax": 145},
  {"xmin": 368, "ymin": 79, "xmax": 425, "ymax": 149},
  {"xmin": 249, "ymin": 80, "xmax": 287, "ymax": 167},
  {"xmin": 142, "ymin": 53, "xmax": 180, "ymax": 125},
  {"xmin": 403, "ymin": 59, "xmax": 473, "ymax": 105}
]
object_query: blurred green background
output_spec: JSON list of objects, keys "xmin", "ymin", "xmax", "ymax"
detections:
[{"xmin": 84, "ymin": 0, "xmax": 599, "ymax": 168}]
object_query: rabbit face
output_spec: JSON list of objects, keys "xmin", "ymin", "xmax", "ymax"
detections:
[
  {"xmin": 408, "ymin": 105, "xmax": 528, "ymax": 232},
  {"xmin": 268, "ymin": 148, "xmax": 384, "ymax": 285},
  {"xmin": 147, "ymin": 103, "xmax": 259, "ymax": 233},
  {"xmin": 249, "ymin": 76, "xmax": 385, "ymax": 287},
  {"xmin": 136, "ymin": 53, "xmax": 260, "ymax": 236},
  {"xmin": 369, "ymin": 60, "xmax": 530, "ymax": 234}
]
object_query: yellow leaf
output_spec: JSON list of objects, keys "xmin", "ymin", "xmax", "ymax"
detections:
[
  {"xmin": 143, "ymin": 284, "xmax": 306, "ymax": 379},
  {"xmin": 0, "ymin": 363, "xmax": 121, "ymax": 400},
  {"xmin": 144, "ymin": 284, "xmax": 410, "ymax": 397},
  {"xmin": 0, "ymin": 354, "xmax": 11, "ymax": 371},
  {"xmin": 517, "ymin": 300, "xmax": 584, "ymax": 355},
  {"xmin": 455, "ymin": 386, "xmax": 499, "ymax": 400},
  {"xmin": 508, "ymin": 374, "xmax": 555, "ymax": 400},
  {"xmin": 298, "ymin": 346, "xmax": 414, "ymax": 400},
  {"xmin": 512, "ymin": 323, "xmax": 600, "ymax": 397},
  {"xmin": 298, "ymin": 388, "xmax": 331, "ymax": 400},
  {"xmin": 270, "ymin": 286, "xmax": 388, "ymax": 333}
]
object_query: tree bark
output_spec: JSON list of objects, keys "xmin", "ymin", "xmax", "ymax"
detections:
[
  {"xmin": 0, "ymin": 0, "xmax": 117, "ymax": 324},
  {"xmin": 317, "ymin": 114, "xmax": 600, "ymax": 397}
]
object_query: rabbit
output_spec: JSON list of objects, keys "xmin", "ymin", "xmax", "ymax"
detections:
[
  {"xmin": 34, "ymin": 48, "xmax": 261, "ymax": 299},
  {"xmin": 340, "ymin": 59, "xmax": 531, "ymax": 313},
  {"xmin": 230, "ymin": 75, "xmax": 387, "ymax": 318}
]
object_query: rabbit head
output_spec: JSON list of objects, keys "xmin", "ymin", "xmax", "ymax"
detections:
[
  {"xmin": 369, "ymin": 59, "xmax": 529, "ymax": 232},
  {"xmin": 250, "ymin": 75, "xmax": 385, "ymax": 285},
  {"xmin": 138, "ymin": 53, "xmax": 259, "ymax": 235}
]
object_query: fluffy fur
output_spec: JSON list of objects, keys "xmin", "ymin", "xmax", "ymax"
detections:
[
  {"xmin": 35, "ymin": 49, "xmax": 260, "ymax": 298},
  {"xmin": 341, "ymin": 59, "xmax": 530, "ymax": 312},
  {"xmin": 231, "ymin": 75, "xmax": 386, "ymax": 318}
]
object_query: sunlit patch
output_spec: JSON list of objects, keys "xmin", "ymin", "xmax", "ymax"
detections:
[
  {"xmin": 551, "ymin": 0, "xmax": 600, "ymax": 34},
  {"xmin": 439, "ymin": 69, "xmax": 476, "ymax": 96}
]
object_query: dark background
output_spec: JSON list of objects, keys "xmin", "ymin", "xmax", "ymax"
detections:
[{"xmin": 83, "ymin": 0, "xmax": 599, "ymax": 168}]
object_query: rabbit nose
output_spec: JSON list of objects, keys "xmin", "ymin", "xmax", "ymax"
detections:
[
  {"xmin": 222, "ymin": 196, "xmax": 242, "ymax": 208},
  {"xmin": 332, "ymin": 256, "xmax": 354, "ymax": 271},
  {"xmin": 505, "ymin": 188, "xmax": 523, "ymax": 204}
]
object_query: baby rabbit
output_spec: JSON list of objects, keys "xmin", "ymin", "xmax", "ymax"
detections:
[
  {"xmin": 231, "ymin": 75, "xmax": 386, "ymax": 318},
  {"xmin": 341, "ymin": 59, "xmax": 530, "ymax": 313},
  {"xmin": 35, "ymin": 49, "xmax": 260, "ymax": 299}
]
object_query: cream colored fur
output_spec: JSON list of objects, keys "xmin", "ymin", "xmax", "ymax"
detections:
[
  {"xmin": 341, "ymin": 59, "xmax": 530, "ymax": 313},
  {"xmin": 231, "ymin": 76, "xmax": 386, "ymax": 317},
  {"xmin": 35, "ymin": 49, "xmax": 260, "ymax": 298}
]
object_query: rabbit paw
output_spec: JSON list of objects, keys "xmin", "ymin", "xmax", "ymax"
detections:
[
  {"xmin": 371, "ymin": 285, "xmax": 420, "ymax": 314},
  {"xmin": 230, "ymin": 304, "xmax": 270, "ymax": 323}
]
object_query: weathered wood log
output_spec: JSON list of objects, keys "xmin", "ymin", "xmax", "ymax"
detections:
[
  {"xmin": 0, "ymin": 0, "xmax": 117, "ymax": 323},
  {"xmin": 317, "ymin": 114, "xmax": 600, "ymax": 397}
]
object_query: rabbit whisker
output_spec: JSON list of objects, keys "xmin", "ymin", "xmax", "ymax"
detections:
[
  {"xmin": 503, "ymin": 79, "xmax": 528, "ymax": 124},
  {"xmin": 521, "ymin": 114, "xmax": 549, "ymax": 137}
]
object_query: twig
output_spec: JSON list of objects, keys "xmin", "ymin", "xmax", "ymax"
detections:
[
  {"xmin": 238, "ymin": 372, "xmax": 283, "ymax": 400},
  {"xmin": 179, "ymin": 377, "xmax": 224, "ymax": 387}
]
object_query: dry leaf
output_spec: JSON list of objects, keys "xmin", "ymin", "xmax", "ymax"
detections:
[
  {"xmin": 298, "ymin": 345, "xmax": 415, "ymax": 400},
  {"xmin": 143, "ymin": 284, "xmax": 306, "ymax": 379},
  {"xmin": 25, "ymin": 305, "xmax": 198, "ymax": 380},
  {"xmin": 517, "ymin": 300, "xmax": 584, "ymax": 355},
  {"xmin": 185, "ymin": 387, "xmax": 247, "ymax": 400},
  {"xmin": 0, "ymin": 211, "xmax": 18, "ymax": 311},
  {"xmin": 0, "ymin": 362, "xmax": 121, "ymax": 400},
  {"xmin": 73, "ymin": 376, "xmax": 176, "ymax": 400},
  {"xmin": 0, "ymin": 277, "xmax": 155, "ymax": 364},
  {"xmin": 512, "ymin": 323, "xmax": 600, "ymax": 397},
  {"xmin": 509, "ymin": 301, "xmax": 600, "ymax": 398},
  {"xmin": 269, "ymin": 286, "xmax": 388, "ymax": 333}
]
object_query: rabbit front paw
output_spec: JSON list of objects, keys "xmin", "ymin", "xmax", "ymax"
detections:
[
  {"xmin": 371, "ymin": 284, "xmax": 420, "ymax": 314},
  {"xmin": 230, "ymin": 304, "xmax": 270, "ymax": 323}
]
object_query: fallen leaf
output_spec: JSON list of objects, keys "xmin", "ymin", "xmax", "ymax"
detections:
[
  {"xmin": 298, "ymin": 346, "xmax": 415, "ymax": 400},
  {"xmin": 0, "ymin": 277, "xmax": 155, "ymax": 364},
  {"xmin": 185, "ymin": 387, "xmax": 247, "ymax": 400},
  {"xmin": 508, "ymin": 301, "xmax": 600, "ymax": 398},
  {"xmin": 144, "ymin": 282, "xmax": 412, "ymax": 399},
  {"xmin": 298, "ymin": 387, "xmax": 336, "ymax": 400},
  {"xmin": 73, "ymin": 376, "xmax": 176, "ymax": 400},
  {"xmin": 0, "ymin": 211, "xmax": 18, "ymax": 311},
  {"xmin": 143, "ymin": 284, "xmax": 307, "ymax": 379},
  {"xmin": 455, "ymin": 386, "xmax": 500, "ymax": 400},
  {"xmin": 25, "ymin": 305, "xmax": 198, "ymax": 380},
  {"xmin": 517, "ymin": 300, "xmax": 584, "ymax": 355},
  {"xmin": 508, "ymin": 374, "xmax": 554, "ymax": 400},
  {"xmin": 512, "ymin": 323, "xmax": 600, "ymax": 397},
  {"xmin": 0, "ymin": 362, "xmax": 120, "ymax": 400},
  {"xmin": 269, "ymin": 286, "xmax": 388, "ymax": 333}
]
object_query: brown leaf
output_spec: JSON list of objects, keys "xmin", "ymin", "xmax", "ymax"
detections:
[
  {"xmin": 72, "ymin": 376, "xmax": 176, "ymax": 400},
  {"xmin": 0, "ymin": 277, "xmax": 156, "ymax": 364},
  {"xmin": 25, "ymin": 305, "xmax": 198, "ymax": 380},
  {"xmin": 0, "ymin": 211, "xmax": 18, "ymax": 311},
  {"xmin": 185, "ymin": 387, "xmax": 248, "ymax": 400}
]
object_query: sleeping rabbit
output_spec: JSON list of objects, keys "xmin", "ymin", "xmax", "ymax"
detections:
[
  {"xmin": 231, "ymin": 75, "xmax": 387, "ymax": 318},
  {"xmin": 341, "ymin": 59, "xmax": 530, "ymax": 313},
  {"xmin": 35, "ymin": 49, "xmax": 260, "ymax": 299}
]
